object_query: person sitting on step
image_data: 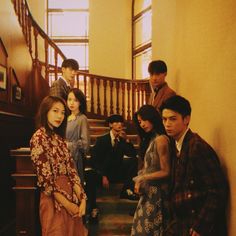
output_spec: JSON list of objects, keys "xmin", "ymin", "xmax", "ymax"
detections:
[{"xmin": 85, "ymin": 114, "xmax": 138, "ymax": 223}]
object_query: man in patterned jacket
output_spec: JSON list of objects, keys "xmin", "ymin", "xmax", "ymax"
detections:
[
  {"xmin": 49, "ymin": 58, "xmax": 79, "ymax": 101},
  {"xmin": 160, "ymin": 95, "xmax": 228, "ymax": 236}
]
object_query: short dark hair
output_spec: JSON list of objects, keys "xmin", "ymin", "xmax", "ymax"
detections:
[
  {"xmin": 106, "ymin": 114, "xmax": 124, "ymax": 124},
  {"xmin": 67, "ymin": 88, "xmax": 87, "ymax": 114},
  {"xmin": 61, "ymin": 58, "xmax": 79, "ymax": 70},
  {"xmin": 148, "ymin": 60, "xmax": 167, "ymax": 75},
  {"xmin": 36, "ymin": 96, "xmax": 69, "ymax": 137},
  {"xmin": 160, "ymin": 95, "xmax": 191, "ymax": 117}
]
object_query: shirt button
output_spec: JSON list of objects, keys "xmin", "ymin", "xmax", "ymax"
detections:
[
  {"xmin": 191, "ymin": 209, "xmax": 195, "ymax": 214},
  {"xmin": 190, "ymin": 180, "xmax": 194, "ymax": 184},
  {"xmin": 187, "ymin": 193, "xmax": 192, "ymax": 198}
]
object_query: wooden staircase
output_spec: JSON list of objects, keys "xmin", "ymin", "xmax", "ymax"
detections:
[{"xmin": 10, "ymin": 118, "xmax": 139, "ymax": 236}]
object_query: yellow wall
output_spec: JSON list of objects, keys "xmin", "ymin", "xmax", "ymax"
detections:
[
  {"xmin": 0, "ymin": 0, "xmax": 32, "ymax": 89},
  {"xmin": 89, "ymin": 0, "xmax": 132, "ymax": 79},
  {"xmin": 153, "ymin": 1, "xmax": 236, "ymax": 235}
]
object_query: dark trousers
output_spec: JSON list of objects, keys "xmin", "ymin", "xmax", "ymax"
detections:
[{"xmin": 85, "ymin": 157, "xmax": 138, "ymax": 211}]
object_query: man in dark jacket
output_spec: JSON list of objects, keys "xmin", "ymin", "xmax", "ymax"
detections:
[
  {"xmin": 148, "ymin": 60, "xmax": 176, "ymax": 112},
  {"xmin": 160, "ymin": 95, "xmax": 228, "ymax": 236},
  {"xmin": 86, "ymin": 114, "xmax": 138, "ymax": 222}
]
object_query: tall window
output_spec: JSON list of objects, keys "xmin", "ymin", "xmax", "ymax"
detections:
[
  {"xmin": 47, "ymin": 0, "xmax": 89, "ymax": 71},
  {"xmin": 132, "ymin": 0, "xmax": 152, "ymax": 79}
]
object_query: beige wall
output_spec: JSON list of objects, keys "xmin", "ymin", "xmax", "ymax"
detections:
[
  {"xmin": 153, "ymin": 1, "xmax": 236, "ymax": 235},
  {"xmin": 0, "ymin": 0, "xmax": 32, "ymax": 88},
  {"xmin": 89, "ymin": 0, "xmax": 132, "ymax": 79}
]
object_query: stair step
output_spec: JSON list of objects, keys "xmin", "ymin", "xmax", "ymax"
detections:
[
  {"xmin": 89, "ymin": 126, "xmax": 110, "ymax": 135},
  {"xmin": 90, "ymin": 134, "xmax": 139, "ymax": 145},
  {"xmin": 88, "ymin": 119, "xmax": 107, "ymax": 127}
]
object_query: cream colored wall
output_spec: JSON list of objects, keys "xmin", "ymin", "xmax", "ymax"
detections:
[
  {"xmin": 0, "ymin": 0, "xmax": 32, "ymax": 87},
  {"xmin": 153, "ymin": 1, "xmax": 236, "ymax": 235},
  {"xmin": 27, "ymin": 0, "xmax": 46, "ymax": 29},
  {"xmin": 89, "ymin": 0, "xmax": 132, "ymax": 79}
]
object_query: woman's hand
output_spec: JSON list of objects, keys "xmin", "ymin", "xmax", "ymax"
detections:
[
  {"xmin": 78, "ymin": 198, "xmax": 86, "ymax": 217},
  {"xmin": 65, "ymin": 202, "xmax": 80, "ymax": 217},
  {"xmin": 134, "ymin": 182, "xmax": 141, "ymax": 194}
]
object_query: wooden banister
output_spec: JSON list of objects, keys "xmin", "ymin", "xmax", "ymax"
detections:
[{"xmin": 12, "ymin": 0, "xmax": 151, "ymax": 121}]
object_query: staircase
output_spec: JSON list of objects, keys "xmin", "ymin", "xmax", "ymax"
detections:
[{"xmin": 86, "ymin": 118, "xmax": 139, "ymax": 236}]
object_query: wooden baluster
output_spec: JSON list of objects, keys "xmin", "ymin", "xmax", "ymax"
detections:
[
  {"xmin": 103, "ymin": 79, "xmax": 107, "ymax": 116},
  {"xmin": 127, "ymin": 82, "xmax": 131, "ymax": 121},
  {"xmin": 84, "ymin": 75, "xmax": 87, "ymax": 97},
  {"xmin": 131, "ymin": 82, "xmax": 136, "ymax": 116},
  {"xmin": 33, "ymin": 28, "xmax": 38, "ymax": 62},
  {"xmin": 22, "ymin": 0, "xmax": 25, "ymax": 35},
  {"xmin": 121, "ymin": 82, "xmax": 125, "ymax": 118},
  {"xmin": 18, "ymin": 0, "xmax": 22, "ymax": 25},
  {"xmin": 54, "ymin": 51, "xmax": 58, "ymax": 81},
  {"xmin": 141, "ymin": 84, "xmax": 145, "ymax": 106},
  {"xmin": 13, "ymin": 0, "xmax": 17, "ymax": 12},
  {"xmin": 76, "ymin": 73, "xmax": 79, "ymax": 89},
  {"xmin": 28, "ymin": 19, "xmax": 32, "ymax": 56},
  {"xmin": 109, "ymin": 80, "xmax": 114, "ymax": 115},
  {"xmin": 96, "ymin": 78, "xmax": 101, "ymax": 115},
  {"xmin": 116, "ymin": 81, "xmax": 120, "ymax": 114},
  {"xmin": 145, "ymin": 83, "xmax": 151, "ymax": 105},
  {"xmin": 137, "ymin": 83, "xmax": 141, "ymax": 109},
  {"xmin": 44, "ymin": 40, "xmax": 49, "ymax": 84},
  {"xmin": 90, "ymin": 77, "xmax": 94, "ymax": 113}
]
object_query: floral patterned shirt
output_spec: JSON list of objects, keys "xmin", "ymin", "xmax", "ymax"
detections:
[{"xmin": 30, "ymin": 127, "xmax": 86, "ymax": 208}]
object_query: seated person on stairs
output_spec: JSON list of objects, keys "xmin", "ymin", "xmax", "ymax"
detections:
[{"xmin": 85, "ymin": 114, "xmax": 138, "ymax": 223}]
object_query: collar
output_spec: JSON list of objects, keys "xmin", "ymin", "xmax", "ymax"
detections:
[
  {"xmin": 61, "ymin": 76, "xmax": 70, "ymax": 87},
  {"xmin": 175, "ymin": 128, "xmax": 189, "ymax": 153},
  {"xmin": 154, "ymin": 82, "xmax": 167, "ymax": 93}
]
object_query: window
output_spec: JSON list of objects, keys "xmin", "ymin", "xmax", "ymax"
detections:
[
  {"xmin": 47, "ymin": 0, "xmax": 89, "ymax": 71},
  {"xmin": 132, "ymin": 0, "xmax": 152, "ymax": 79}
]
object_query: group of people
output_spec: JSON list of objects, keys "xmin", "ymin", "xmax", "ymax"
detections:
[{"xmin": 30, "ymin": 58, "xmax": 228, "ymax": 236}]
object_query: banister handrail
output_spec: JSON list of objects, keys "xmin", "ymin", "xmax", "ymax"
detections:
[{"xmin": 12, "ymin": 0, "xmax": 151, "ymax": 120}]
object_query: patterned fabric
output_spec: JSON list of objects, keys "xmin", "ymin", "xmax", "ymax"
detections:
[
  {"xmin": 167, "ymin": 130, "xmax": 228, "ymax": 236},
  {"xmin": 148, "ymin": 82, "xmax": 176, "ymax": 111},
  {"xmin": 49, "ymin": 77, "xmax": 70, "ymax": 101},
  {"xmin": 131, "ymin": 134, "xmax": 170, "ymax": 236},
  {"xmin": 30, "ymin": 127, "xmax": 86, "ymax": 210},
  {"xmin": 66, "ymin": 113, "xmax": 90, "ymax": 184}
]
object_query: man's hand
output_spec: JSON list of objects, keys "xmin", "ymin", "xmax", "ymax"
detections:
[
  {"xmin": 189, "ymin": 228, "xmax": 200, "ymax": 236},
  {"xmin": 118, "ymin": 130, "xmax": 127, "ymax": 140},
  {"xmin": 102, "ymin": 176, "xmax": 109, "ymax": 189}
]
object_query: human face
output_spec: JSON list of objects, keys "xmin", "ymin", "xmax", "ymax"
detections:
[
  {"xmin": 137, "ymin": 115, "xmax": 154, "ymax": 133},
  {"xmin": 110, "ymin": 122, "xmax": 124, "ymax": 136},
  {"xmin": 62, "ymin": 67, "xmax": 76, "ymax": 84},
  {"xmin": 162, "ymin": 109, "xmax": 190, "ymax": 141},
  {"xmin": 47, "ymin": 102, "xmax": 65, "ymax": 129},
  {"xmin": 67, "ymin": 92, "xmax": 80, "ymax": 114},
  {"xmin": 149, "ymin": 72, "xmax": 166, "ymax": 89}
]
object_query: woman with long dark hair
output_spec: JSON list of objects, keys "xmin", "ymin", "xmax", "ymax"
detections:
[
  {"xmin": 30, "ymin": 96, "xmax": 87, "ymax": 236},
  {"xmin": 131, "ymin": 105, "xmax": 171, "ymax": 236}
]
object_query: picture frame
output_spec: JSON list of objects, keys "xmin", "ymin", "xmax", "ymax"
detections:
[
  {"xmin": 0, "ymin": 64, "xmax": 7, "ymax": 90},
  {"xmin": 13, "ymin": 85, "xmax": 22, "ymax": 100}
]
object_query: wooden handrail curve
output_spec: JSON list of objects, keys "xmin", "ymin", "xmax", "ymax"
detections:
[{"xmin": 12, "ymin": 0, "xmax": 151, "ymax": 120}]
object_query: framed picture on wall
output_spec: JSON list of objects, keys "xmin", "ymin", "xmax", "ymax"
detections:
[{"xmin": 0, "ymin": 64, "xmax": 7, "ymax": 90}]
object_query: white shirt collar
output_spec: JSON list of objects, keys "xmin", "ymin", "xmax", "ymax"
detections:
[
  {"xmin": 110, "ymin": 130, "xmax": 119, "ymax": 146},
  {"xmin": 175, "ymin": 128, "xmax": 189, "ymax": 154}
]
